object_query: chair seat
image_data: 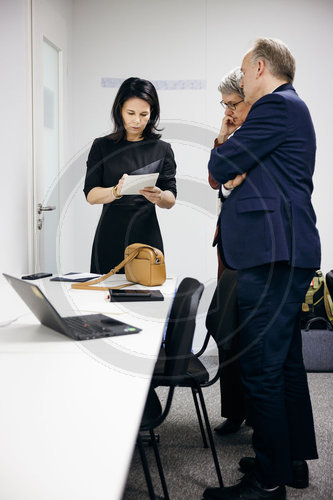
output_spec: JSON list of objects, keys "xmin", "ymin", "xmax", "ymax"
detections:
[
  {"xmin": 153, "ymin": 349, "xmax": 209, "ymax": 386},
  {"xmin": 185, "ymin": 355, "xmax": 210, "ymax": 384}
]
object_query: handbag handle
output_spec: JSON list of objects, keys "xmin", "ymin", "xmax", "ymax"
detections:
[
  {"xmin": 304, "ymin": 317, "xmax": 333, "ymax": 331},
  {"xmin": 71, "ymin": 247, "xmax": 141, "ymax": 291}
]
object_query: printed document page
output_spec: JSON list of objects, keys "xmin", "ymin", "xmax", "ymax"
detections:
[{"xmin": 120, "ymin": 173, "xmax": 159, "ymax": 195}]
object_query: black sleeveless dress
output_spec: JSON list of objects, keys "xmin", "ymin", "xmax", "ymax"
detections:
[{"xmin": 83, "ymin": 136, "xmax": 177, "ymax": 274}]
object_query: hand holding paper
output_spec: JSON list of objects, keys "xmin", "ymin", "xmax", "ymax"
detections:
[
  {"xmin": 119, "ymin": 173, "xmax": 159, "ymax": 195},
  {"xmin": 139, "ymin": 185, "xmax": 163, "ymax": 205}
]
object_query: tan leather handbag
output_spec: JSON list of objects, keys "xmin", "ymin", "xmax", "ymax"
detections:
[{"xmin": 71, "ymin": 243, "xmax": 166, "ymax": 291}]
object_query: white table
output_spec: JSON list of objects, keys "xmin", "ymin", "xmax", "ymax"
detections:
[{"xmin": 0, "ymin": 275, "xmax": 177, "ymax": 500}]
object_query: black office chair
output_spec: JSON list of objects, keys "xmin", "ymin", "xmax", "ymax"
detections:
[
  {"xmin": 153, "ymin": 269, "xmax": 238, "ymax": 490},
  {"xmin": 190, "ymin": 269, "xmax": 238, "ymax": 447},
  {"xmin": 137, "ymin": 277, "xmax": 204, "ymax": 500}
]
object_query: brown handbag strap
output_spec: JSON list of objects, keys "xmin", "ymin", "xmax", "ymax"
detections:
[{"xmin": 71, "ymin": 247, "xmax": 141, "ymax": 291}]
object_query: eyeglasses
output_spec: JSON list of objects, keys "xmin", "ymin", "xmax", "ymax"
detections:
[{"xmin": 220, "ymin": 99, "xmax": 244, "ymax": 111}]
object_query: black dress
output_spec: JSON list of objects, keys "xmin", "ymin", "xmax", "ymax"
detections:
[{"xmin": 83, "ymin": 136, "xmax": 177, "ymax": 274}]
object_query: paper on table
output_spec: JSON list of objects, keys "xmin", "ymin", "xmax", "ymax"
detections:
[
  {"xmin": 120, "ymin": 173, "xmax": 159, "ymax": 195},
  {"xmin": 50, "ymin": 273, "xmax": 101, "ymax": 282}
]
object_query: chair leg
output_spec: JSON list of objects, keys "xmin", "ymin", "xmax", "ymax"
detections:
[
  {"xmin": 191, "ymin": 387, "xmax": 208, "ymax": 448},
  {"xmin": 149, "ymin": 429, "xmax": 170, "ymax": 500},
  {"xmin": 137, "ymin": 434, "xmax": 156, "ymax": 499},
  {"xmin": 140, "ymin": 431, "xmax": 160, "ymax": 445},
  {"xmin": 197, "ymin": 386, "xmax": 224, "ymax": 488}
]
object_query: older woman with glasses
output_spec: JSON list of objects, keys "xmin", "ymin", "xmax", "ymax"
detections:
[
  {"xmin": 208, "ymin": 68, "xmax": 251, "ymax": 436},
  {"xmin": 209, "ymin": 68, "xmax": 251, "ymax": 276},
  {"xmin": 217, "ymin": 70, "xmax": 251, "ymax": 148}
]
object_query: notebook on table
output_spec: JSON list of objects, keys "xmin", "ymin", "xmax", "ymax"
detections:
[{"xmin": 3, "ymin": 273, "xmax": 141, "ymax": 341}]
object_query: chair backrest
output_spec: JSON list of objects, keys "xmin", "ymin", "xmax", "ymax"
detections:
[
  {"xmin": 163, "ymin": 277, "xmax": 204, "ymax": 383},
  {"xmin": 205, "ymin": 269, "xmax": 238, "ymax": 351}
]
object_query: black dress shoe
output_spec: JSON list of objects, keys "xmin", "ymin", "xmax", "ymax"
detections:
[
  {"xmin": 239, "ymin": 457, "xmax": 309, "ymax": 489},
  {"xmin": 203, "ymin": 472, "xmax": 286, "ymax": 499},
  {"xmin": 214, "ymin": 418, "xmax": 244, "ymax": 435}
]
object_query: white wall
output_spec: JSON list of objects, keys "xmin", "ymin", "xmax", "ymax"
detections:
[
  {"xmin": 0, "ymin": 0, "xmax": 74, "ymax": 282},
  {"xmin": 2, "ymin": 0, "xmax": 333, "ymax": 347},
  {"xmin": 55, "ymin": 0, "xmax": 333, "ymax": 349},
  {"xmin": 204, "ymin": 0, "xmax": 333, "ymax": 275},
  {"xmin": 0, "ymin": 0, "xmax": 30, "ymax": 278},
  {"xmin": 57, "ymin": 0, "xmax": 218, "ymax": 347}
]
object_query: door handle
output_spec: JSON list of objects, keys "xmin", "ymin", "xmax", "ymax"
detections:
[{"xmin": 37, "ymin": 203, "xmax": 56, "ymax": 215}]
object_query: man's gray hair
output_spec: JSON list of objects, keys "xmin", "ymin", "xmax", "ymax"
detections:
[
  {"xmin": 218, "ymin": 67, "xmax": 245, "ymax": 98},
  {"xmin": 250, "ymin": 37, "xmax": 295, "ymax": 84}
]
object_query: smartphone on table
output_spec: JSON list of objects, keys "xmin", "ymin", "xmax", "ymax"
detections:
[{"xmin": 21, "ymin": 273, "xmax": 52, "ymax": 280}]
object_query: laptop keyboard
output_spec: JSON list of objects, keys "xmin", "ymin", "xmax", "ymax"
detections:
[{"xmin": 64, "ymin": 315, "xmax": 113, "ymax": 340}]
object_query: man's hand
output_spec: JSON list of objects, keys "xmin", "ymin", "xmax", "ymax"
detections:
[{"xmin": 224, "ymin": 173, "xmax": 247, "ymax": 190}]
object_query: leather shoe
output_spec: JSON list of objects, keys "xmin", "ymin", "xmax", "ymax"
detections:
[
  {"xmin": 239, "ymin": 457, "xmax": 309, "ymax": 489},
  {"xmin": 203, "ymin": 472, "xmax": 286, "ymax": 499},
  {"xmin": 214, "ymin": 418, "xmax": 244, "ymax": 435}
]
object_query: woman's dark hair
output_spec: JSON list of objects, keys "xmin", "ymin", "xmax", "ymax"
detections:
[{"xmin": 109, "ymin": 77, "xmax": 161, "ymax": 142}]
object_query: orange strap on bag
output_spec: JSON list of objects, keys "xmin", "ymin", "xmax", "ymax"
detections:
[{"xmin": 71, "ymin": 243, "xmax": 166, "ymax": 291}]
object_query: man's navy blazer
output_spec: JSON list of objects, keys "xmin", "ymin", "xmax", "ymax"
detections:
[{"xmin": 208, "ymin": 83, "xmax": 321, "ymax": 270}]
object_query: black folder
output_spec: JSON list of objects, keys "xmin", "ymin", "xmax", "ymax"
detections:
[{"xmin": 108, "ymin": 289, "xmax": 164, "ymax": 302}]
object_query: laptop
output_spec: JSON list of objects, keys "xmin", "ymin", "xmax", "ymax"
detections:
[{"xmin": 3, "ymin": 273, "xmax": 141, "ymax": 341}]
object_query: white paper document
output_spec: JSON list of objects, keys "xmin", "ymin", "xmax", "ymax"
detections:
[
  {"xmin": 50, "ymin": 273, "xmax": 101, "ymax": 282},
  {"xmin": 120, "ymin": 173, "xmax": 159, "ymax": 195}
]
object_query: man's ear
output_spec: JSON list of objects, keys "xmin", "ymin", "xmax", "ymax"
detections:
[{"xmin": 256, "ymin": 59, "xmax": 265, "ymax": 78}]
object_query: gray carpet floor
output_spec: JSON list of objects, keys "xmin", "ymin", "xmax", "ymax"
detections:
[{"xmin": 123, "ymin": 360, "xmax": 333, "ymax": 500}]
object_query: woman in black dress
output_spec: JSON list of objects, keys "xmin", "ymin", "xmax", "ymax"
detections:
[{"xmin": 84, "ymin": 77, "xmax": 177, "ymax": 274}]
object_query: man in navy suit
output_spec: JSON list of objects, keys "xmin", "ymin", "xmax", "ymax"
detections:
[{"xmin": 204, "ymin": 38, "xmax": 320, "ymax": 499}]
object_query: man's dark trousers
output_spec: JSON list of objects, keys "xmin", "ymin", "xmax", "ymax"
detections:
[{"xmin": 237, "ymin": 262, "xmax": 318, "ymax": 487}]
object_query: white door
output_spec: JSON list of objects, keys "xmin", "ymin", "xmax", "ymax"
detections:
[{"xmin": 31, "ymin": 0, "xmax": 68, "ymax": 272}]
